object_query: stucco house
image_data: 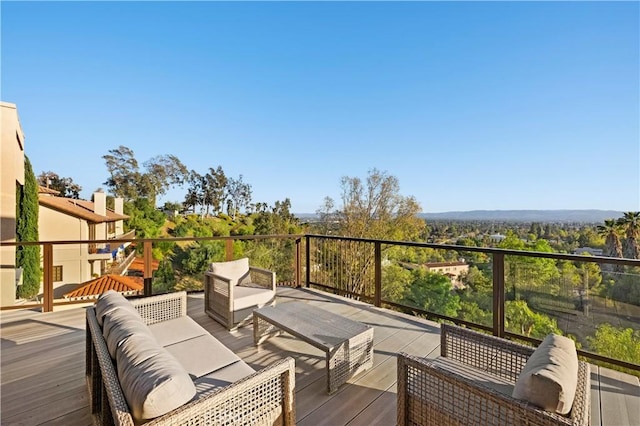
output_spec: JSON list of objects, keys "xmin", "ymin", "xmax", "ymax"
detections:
[
  {"xmin": 38, "ymin": 188, "xmax": 134, "ymax": 291},
  {"xmin": 0, "ymin": 102, "xmax": 25, "ymax": 306}
]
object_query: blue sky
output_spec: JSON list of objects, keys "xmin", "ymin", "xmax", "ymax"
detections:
[{"xmin": 2, "ymin": 1, "xmax": 638, "ymax": 213}]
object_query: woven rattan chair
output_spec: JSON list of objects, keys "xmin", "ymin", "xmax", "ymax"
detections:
[
  {"xmin": 204, "ymin": 257, "xmax": 276, "ymax": 330},
  {"xmin": 397, "ymin": 324, "xmax": 590, "ymax": 426}
]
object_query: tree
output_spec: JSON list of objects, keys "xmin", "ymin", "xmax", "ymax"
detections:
[
  {"xmin": 153, "ymin": 259, "xmax": 176, "ymax": 294},
  {"xmin": 332, "ymin": 168, "xmax": 424, "ymax": 240},
  {"xmin": 226, "ymin": 175, "xmax": 252, "ymax": 220},
  {"xmin": 37, "ymin": 171, "xmax": 82, "ymax": 198},
  {"xmin": 318, "ymin": 169, "xmax": 425, "ymax": 297},
  {"xmin": 505, "ymin": 300, "xmax": 561, "ymax": 338},
  {"xmin": 587, "ymin": 324, "xmax": 640, "ymax": 368},
  {"xmin": 597, "ymin": 219, "xmax": 624, "ymax": 273},
  {"xmin": 16, "ymin": 157, "xmax": 41, "ymax": 299},
  {"xmin": 103, "ymin": 146, "xmax": 188, "ymax": 205},
  {"xmin": 403, "ymin": 269, "xmax": 460, "ymax": 317},
  {"xmin": 207, "ymin": 166, "xmax": 228, "ymax": 215},
  {"xmin": 618, "ymin": 212, "xmax": 640, "ymax": 260}
]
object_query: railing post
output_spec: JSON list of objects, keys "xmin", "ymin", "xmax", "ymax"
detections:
[
  {"xmin": 143, "ymin": 241, "xmax": 153, "ymax": 297},
  {"xmin": 295, "ymin": 238, "xmax": 301, "ymax": 288},
  {"xmin": 42, "ymin": 243, "xmax": 53, "ymax": 312},
  {"xmin": 305, "ymin": 235, "xmax": 310, "ymax": 288},
  {"xmin": 225, "ymin": 239, "xmax": 234, "ymax": 261},
  {"xmin": 493, "ymin": 252, "xmax": 505, "ymax": 337},
  {"xmin": 374, "ymin": 241, "xmax": 382, "ymax": 307}
]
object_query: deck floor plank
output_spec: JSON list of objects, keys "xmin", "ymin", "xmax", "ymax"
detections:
[{"xmin": 0, "ymin": 287, "xmax": 637, "ymax": 426}]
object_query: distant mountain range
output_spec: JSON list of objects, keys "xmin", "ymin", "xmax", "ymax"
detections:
[
  {"xmin": 296, "ymin": 210, "xmax": 625, "ymax": 223},
  {"xmin": 418, "ymin": 210, "xmax": 624, "ymax": 223}
]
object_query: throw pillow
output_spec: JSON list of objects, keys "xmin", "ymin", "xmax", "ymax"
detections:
[
  {"xmin": 209, "ymin": 257, "xmax": 250, "ymax": 286},
  {"xmin": 512, "ymin": 333, "xmax": 579, "ymax": 415}
]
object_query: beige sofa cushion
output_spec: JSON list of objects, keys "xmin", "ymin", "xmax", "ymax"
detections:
[
  {"xmin": 148, "ymin": 316, "xmax": 207, "ymax": 347},
  {"xmin": 194, "ymin": 360, "xmax": 256, "ymax": 398},
  {"xmin": 233, "ymin": 285, "xmax": 275, "ymax": 310},
  {"xmin": 513, "ymin": 333, "xmax": 579, "ymax": 415},
  {"xmin": 116, "ymin": 332, "xmax": 196, "ymax": 421},
  {"xmin": 95, "ymin": 290, "xmax": 139, "ymax": 326},
  {"xmin": 209, "ymin": 258, "xmax": 250, "ymax": 286},
  {"xmin": 164, "ymin": 334, "xmax": 242, "ymax": 379},
  {"xmin": 102, "ymin": 308, "xmax": 154, "ymax": 358}
]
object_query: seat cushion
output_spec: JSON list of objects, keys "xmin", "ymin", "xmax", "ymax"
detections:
[
  {"xmin": 193, "ymin": 360, "xmax": 256, "ymax": 398},
  {"xmin": 94, "ymin": 290, "xmax": 139, "ymax": 326},
  {"xmin": 233, "ymin": 285, "xmax": 275, "ymax": 311},
  {"xmin": 512, "ymin": 333, "xmax": 579, "ymax": 415},
  {"xmin": 209, "ymin": 258, "xmax": 250, "ymax": 286},
  {"xmin": 148, "ymin": 316, "xmax": 207, "ymax": 347},
  {"xmin": 116, "ymin": 332, "xmax": 196, "ymax": 421},
  {"xmin": 432, "ymin": 357, "xmax": 515, "ymax": 396},
  {"xmin": 164, "ymin": 333, "xmax": 241, "ymax": 379}
]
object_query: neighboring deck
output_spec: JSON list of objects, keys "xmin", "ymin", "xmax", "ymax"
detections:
[{"xmin": 1, "ymin": 287, "xmax": 638, "ymax": 425}]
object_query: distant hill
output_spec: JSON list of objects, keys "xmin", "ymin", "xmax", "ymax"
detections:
[{"xmin": 419, "ymin": 210, "xmax": 624, "ymax": 223}]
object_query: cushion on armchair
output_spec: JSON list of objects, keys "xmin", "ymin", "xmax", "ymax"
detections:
[
  {"xmin": 512, "ymin": 333, "xmax": 579, "ymax": 415},
  {"xmin": 209, "ymin": 258, "xmax": 250, "ymax": 286},
  {"xmin": 95, "ymin": 290, "xmax": 140, "ymax": 326}
]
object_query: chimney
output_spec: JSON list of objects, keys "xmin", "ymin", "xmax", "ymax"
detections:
[
  {"xmin": 94, "ymin": 191, "xmax": 106, "ymax": 216},
  {"xmin": 114, "ymin": 198, "xmax": 123, "ymax": 215}
]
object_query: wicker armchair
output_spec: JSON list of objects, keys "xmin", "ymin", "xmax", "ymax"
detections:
[
  {"xmin": 397, "ymin": 324, "xmax": 590, "ymax": 426},
  {"xmin": 204, "ymin": 257, "xmax": 276, "ymax": 330}
]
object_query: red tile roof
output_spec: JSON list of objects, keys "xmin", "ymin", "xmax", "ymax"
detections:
[
  {"xmin": 64, "ymin": 275, "xmax": 143, "ymax": 299},
  {"xmin": 128, "ymin": 257, "xmax": 160, "ymax": 272}
]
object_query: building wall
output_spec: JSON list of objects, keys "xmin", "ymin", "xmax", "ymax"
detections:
[
  {"xmin": 0, "ymin": 102, "xmax": 25, "ymax": 306},
  {"xmin": 38, "ymin": 206, "xmax": 92, "ymax": 286}
]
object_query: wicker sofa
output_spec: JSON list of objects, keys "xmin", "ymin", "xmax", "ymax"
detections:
[
  {"xmin": 86, "ymin": 291, "xmax": 296, "ymax": 425},
  {"xmin": 397, "ymin": 324, "xmax": 590, "ymax": 426}
]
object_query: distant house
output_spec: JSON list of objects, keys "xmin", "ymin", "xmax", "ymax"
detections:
[
  {"xmin": 573, "ymin": 247, "xmax": 604, "ymax": 256},
  {"xmin": 424, "ymin": 261, "xmax": 469, "ymax": 289},
  {"xmin": 38, "ymin": 189, "xmax": 134, "ymax": 288},
  {"xmin": 488, "ymin": 233, "xmax": 507, "ymax": 243}
]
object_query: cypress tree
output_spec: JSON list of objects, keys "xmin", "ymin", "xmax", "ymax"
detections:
[{"xmin": 16, "ymin": 156, "xmax": 41, "ymax": 299}]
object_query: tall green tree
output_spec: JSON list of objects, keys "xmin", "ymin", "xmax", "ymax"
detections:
[
  {"xmin": 37, "ymin": 171, "xmax": 82, "ymax": 198},
  {"xmin": 318, "ymin": 169, "xmax": 425, "ymax": 296},
  {"xmin": 597, "ymin": 219, "xmax": 624, "ymax": 273},
  {"xmin": 403, "ymin": 269, "xmax": 460, "ymax": 318},
  {"xmin": 226, "ymin": 175, "xmax": 252, "ymax": 220},
  {"xmin": 618, "ymin": 212, "xmax": 640, "ymax": 260},
  {"xmin": 103, "ymin": 146, "xmax": 188, "ymax": 205},
  {"xmin": 16, "ymin": 157, "xmax": 41, "ymax": 298}
]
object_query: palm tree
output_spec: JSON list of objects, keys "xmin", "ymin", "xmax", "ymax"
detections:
[
  {"xmin": 597, "ymin": 219, "xmax": 623, "ymax": 273},
  {"xmin": 618, "ymin": 211, "xmax": 640, "ymax": 259}
]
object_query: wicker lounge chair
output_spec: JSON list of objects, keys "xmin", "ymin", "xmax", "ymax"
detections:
[
  {"xmin": 204, "ymin": 257, "xmax": 276, "ymax": 330},
  {"xmin": 397, "ymin": 324, "xmax": 590, "ymax": 426}
]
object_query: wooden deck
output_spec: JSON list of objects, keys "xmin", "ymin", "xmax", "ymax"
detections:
[{"xmin": 1, "ymin": 287, "xmax": 638, "ymax": 425}]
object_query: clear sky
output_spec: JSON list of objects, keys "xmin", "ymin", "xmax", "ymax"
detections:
[{"xmin": 2, "ymin": 1, "xmax": 639, "ymax": 213}]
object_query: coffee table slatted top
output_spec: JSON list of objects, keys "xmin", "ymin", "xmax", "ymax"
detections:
[{"xmin": 253, "ymin": 301, "xmax": 372, "ymax": 351}]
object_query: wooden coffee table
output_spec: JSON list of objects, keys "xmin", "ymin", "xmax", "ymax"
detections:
[{"xmin": 253, "ymin": 301, "xmax": 374, "ymax": 394}]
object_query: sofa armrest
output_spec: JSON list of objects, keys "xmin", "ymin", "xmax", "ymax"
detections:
[
  {"xmin": 145, "ymin": 357, "xmax": 296, "ymax": 426},
  {"xmin": 130, "ymin": 291, "xmax": 187, "ymax": 325},
  {"xmin": 441, "ymin": 324, "xmax": 535, "ymax": 382},
  {"xmin": 397, "ymin": 352, "xmax": 589, "ymax": 426},
  {"xmin": 246, "ymin": 266, "xmax": 276, "ymax": 291}
]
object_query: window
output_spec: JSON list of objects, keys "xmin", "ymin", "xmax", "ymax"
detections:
[
  {"xmin": 53, "ymin": 266, "xmax": 63, "ymax": 282},
  {"xmin": 107, "ymin": 222, "xmax": 116, "ymax": 234}
]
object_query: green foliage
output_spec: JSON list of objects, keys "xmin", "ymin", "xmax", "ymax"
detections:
[
  {"xmin": 381, "ymin": 263, "xmax": 412, "ymax": 303},
  {"xmin": 153, "ymin": 259, "xmax": 176, "ymax": 294},
  {"xmin": 125, "ymin": 198, "xmax": 166, "ymax": 239},
  {"xmin": 16, "ymin": 156, "xmax": 41, "ymax": 299},
  {"xmin": 403, "ymin": 270, "xmax": 460, "ymax": 317},
  {"xmin": 458, "ymin": 301, "xmax": 492, "ymax": 326},
  {"xmin": 505, "ymin": 300, "xmax": 561, "ymax": 338},
  {"xmin": 37, "ymin": 171, "xmax": 82, "ymax": 198},
  {"xmin": 587, "ymin": 323, "xmax": 640, "ymax": 368},
  {"xmin": 180, "ymin": 241, "xmax": 227, "ymax": 275}
]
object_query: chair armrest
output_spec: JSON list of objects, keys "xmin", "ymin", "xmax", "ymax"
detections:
[
  {"xmin": 129, "ymin": 291, "xmax": 187, "ymax": 325},
  {"xmin": 246, "ymin": 266, "xmax": 276, "ymax": 291},
  {"xmin": 441, "ymin": 324, "xmax": 535, "ymax": 382},
  {"xmin": 397, "ymin": 352, "xmax": 589, "ymax": 426},
  {"xmin": 145, "ymin": 357, "xmax": 296, "ymax": 425}
]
